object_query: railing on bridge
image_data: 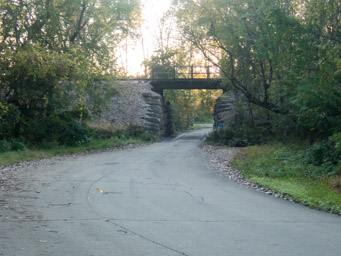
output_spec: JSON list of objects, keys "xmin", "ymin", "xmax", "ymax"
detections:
[{"xmin": 151, "ymin": 65, "xmax": 220, "ymax": 80}]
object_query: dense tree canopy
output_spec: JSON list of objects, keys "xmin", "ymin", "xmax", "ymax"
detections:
[
  {"xmin": 1, "ymin": 0, "xmax": 340, "ymax": 147},
  {"xmin": 173, "ymin": 0, "xmax": 340, "ymax": 139},
  {"xmin": 0, "ymin": 0, "xmax": 140, "ymax": 144}
]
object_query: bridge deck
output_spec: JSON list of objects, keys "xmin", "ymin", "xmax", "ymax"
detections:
[{"xmin": 150, "ymin": 78, "xmax": 222, "ymax": 92}]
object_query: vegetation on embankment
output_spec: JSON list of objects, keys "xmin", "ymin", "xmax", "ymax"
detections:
[
  {"xmin": 0, "ymin": 125, "xmax": 156, "ymax": 167},
  {"xmin": 0, "ymin": 1, "xmax": 141, "ymax": 158},
  {"xmin": 230, "ymin": 143, "xmax": 341, "ymax": 215}
]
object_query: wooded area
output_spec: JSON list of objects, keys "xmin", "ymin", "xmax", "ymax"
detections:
[
  {"xmin": 1, "ymin": 0, "xmax": 340, "ymax": 170},
  {"xmin": 157, "ymin": 0, "xmax": 340, "ymax": 140},
  {"xmin": 0, "ymin": 0, "xmax": 140, "ymax": 149},
  {"xmin": 145, "ymin": 0, "xmax": 340, "ymax": 177}
]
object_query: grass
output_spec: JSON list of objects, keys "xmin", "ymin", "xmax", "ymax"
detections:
[
  {"xmin": 231, "ymin": 143, "xmax": 341, "ymax": 214},
  {"xmin": 248, "ymin": 176, "xmax": 341, "ymax": 214},
  {"xmin": 0, "ymin": 137, "xmax": 144, "ymax": 167}
]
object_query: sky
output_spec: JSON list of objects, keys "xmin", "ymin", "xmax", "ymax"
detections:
[{"xmin": 118, "ymin": 0, "xmax": 172, "ymax": 76}]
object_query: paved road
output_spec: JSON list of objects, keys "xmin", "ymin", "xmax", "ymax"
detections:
[{"xmin": 1, "ymin": 129, "xmax": 341, "ymax": 256}]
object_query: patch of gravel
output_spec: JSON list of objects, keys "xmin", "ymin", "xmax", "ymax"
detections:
[{"xmin": 200, "ymin": 143, "xmax": 292, "ymax": 201}]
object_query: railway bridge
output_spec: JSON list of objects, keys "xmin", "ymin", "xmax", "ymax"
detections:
[{"xmin": 149, "ymin": 65, "xmax": 223, "ymax": 95}]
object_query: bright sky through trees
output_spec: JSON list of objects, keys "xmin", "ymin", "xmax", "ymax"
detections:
[{"xmin": 119, "ymin": 0, "xmax": 172, "ymax": 76}]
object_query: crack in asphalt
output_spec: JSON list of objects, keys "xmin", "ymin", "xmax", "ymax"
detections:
[
  {"xmin": 106, "ymin": 220, "xmax": 191, "ymax": 256},
  {"xmin": 83, "ymin": 159, "xmax": 192, "ymax": 256},
  {"xmin": 182, "ymin": 190, "xmax": 205, "ymax": 204}
]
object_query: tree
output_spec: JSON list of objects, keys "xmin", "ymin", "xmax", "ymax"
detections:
[
  {"xmin": 142, "ymin": 10, "xmax": 188, "ymax": 79},
  {"xmin": 175, "ymin": 0, "xmax": 306, "ymax": 113},
  {"xmin": 173, "ymin": 0, "xmax": 340, "ymax": 138},
  {"xmin": 0, "ymin": 0, "xmax": 141, "ymax": 143},
  {"xmin": 291, "ymin": 0, "xmax": 341, "ymax": 138},
  {"xmin": 142, "ymin": 10, "xmax": 222, "ymax": 130}
]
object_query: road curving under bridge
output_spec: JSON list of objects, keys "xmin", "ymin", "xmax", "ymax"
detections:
[{"xmin": 1, "ymin": 128, "xmax": 340, "ymax": 256}]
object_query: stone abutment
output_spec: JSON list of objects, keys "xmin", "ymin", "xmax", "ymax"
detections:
[{"xmin": 93, "ymin": 81, "xmax": 173, "ymax": 137}]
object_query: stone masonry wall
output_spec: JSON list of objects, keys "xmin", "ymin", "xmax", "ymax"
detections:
[
  {"xmin": 214, "ymin": 92, "xmax": 266, "ymax": 129},
  {"xmin": 213, "ymin": 95, "xmax": 237, "ymax": 128},
  {"xmin": 94, "ymin": 81, "xmax": 166, "ymax": 137}
]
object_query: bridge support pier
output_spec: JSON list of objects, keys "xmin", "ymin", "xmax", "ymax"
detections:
[{"xmin": 142, "ymin": 90, "xmax": 174, "ymax": 137}]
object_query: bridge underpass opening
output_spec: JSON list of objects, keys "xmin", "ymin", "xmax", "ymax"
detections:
[
  {"xmin": 148, "ymin": 65, "xmax": 224, "ymax": 136},
  {"xmin": 162, "ymin": 89, "xmax": 223, "ymax": 133}
]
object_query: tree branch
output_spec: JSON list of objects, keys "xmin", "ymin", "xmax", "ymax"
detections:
[{"xmin": 70, "ymin": 1, "xmax": 88, "ymax": 43}]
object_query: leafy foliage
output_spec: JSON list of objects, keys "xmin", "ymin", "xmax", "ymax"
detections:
[
  {"xmin": 173, "ymin": 0, "xmax": 341, "ymax": 140},
  {"xmin": 206, "ymin": 124, "xmax": 263, "ymax": 147},
  {"xmin": 0, "ymin": 138, "xmax": 26, "ymax": 153},
  {"xmin": 0, "ymin": 0, "xmax": 140, "ymax": 146}
]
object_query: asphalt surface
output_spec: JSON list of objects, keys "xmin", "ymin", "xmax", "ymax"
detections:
[{"xmin": 1, "ymin": 128, "xmax": 341, "ymax": 256}]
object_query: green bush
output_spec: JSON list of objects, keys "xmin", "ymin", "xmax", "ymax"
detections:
[
  {"xmin": 70, "ymin": 104, "xmax": 92, "ymax": 121},
  {"xmin": 330, "ymin": 132, "xmax": 341, "ymax": 155},
  {"xmin": 207, "ymin": 124, "xmax": 263, "ymax": 146},
  {"xmin": 302, "ymin": 140, "xmax": 340, "ymax": 167},
  {"xmin": 21, "ymin": 112, "xmax": 93, "ymax": 147},
  {"xmin": 10, "ymin": 139, "xmax": 26, "ymax": 151},
  {"xmin": 300, "ymin": 135, "xmax": 341, "ymax": 177},
  {"xmin": 39, "ymin": 140, "xmax": 60, "ymax": 149},
  {"xmin": 126, "ymin": 125, "xmax": 147, "ymax": 137},
  {"xmin": 0, "ymin": 103, "xmax": 21, "ymax": 139},
  {"xmin": 139, "ymin": 131, "xmax": 157, "ymax": 142},
  {"xmin": 58, "ymin": 121, "xmax": 93, "ymax": 146},
  {"xmin": 205, "ymin": 131, "xmax": 220, "ymax": 144},
  {"xmin": 0, "ymin": 138, "xmax": 26, "ymax": 153},
  {"xmin": 93, "ymin": 127, "xmax": 120, "ymax": 139},
  {"xmin": 0, "ymin": 140, "xmax": 12, "ymax": 153}
]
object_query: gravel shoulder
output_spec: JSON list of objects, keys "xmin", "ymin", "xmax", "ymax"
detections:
[{"xmin": 200, "ymin": 143, "xmax": 296, "ymax": 201}]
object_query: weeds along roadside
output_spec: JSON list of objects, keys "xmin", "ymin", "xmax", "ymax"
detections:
[
  {"xmin": 206, "ymin": 126, "xmax": 341, "ymax": 215},
  {"xmin": 0, "ymin": 124, "xmax": 157, "ymax": 167}
]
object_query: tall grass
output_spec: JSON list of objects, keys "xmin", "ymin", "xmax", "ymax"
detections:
[{"xmin": 231, "ymin": 143, "xmax": 341, "ymax": 214}]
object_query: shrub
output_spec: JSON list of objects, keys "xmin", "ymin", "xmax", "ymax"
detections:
[
  {"xmin": 207, "ymin": 124, "xmax": 263, "ymax": 146},
  {"xmin": 139, "ymin": 131, "xmax": 157, "ymax": 142},
  {"xmin": 93, "ymin": 128, "xmax": 116, "ymax": 139},
  {"xmin": 300, "ymin": 135, "xmax": 341, "ymax": 177},
  {"xmin": 126, "ymin": 125, "xmax": 146, "ymax": 137},
  {"xmin": 0, "ymin": 103, "xmax": 21, "ymax": 139},
  {"xmin": 205, "ymin": 131, "xmax": 220, "ymax": 144},
  {"xmin": 70, "ymin": 104, "xmax": 92, "ymax": 121},
  {"xmin": 10, "ymin": 139, "xmax": 26, "ymax": 151},
  {"xmin": 0, "ymin": 140, "xmax": 12, "ymax": 153},
  {"xmin": 302, "ymin": 140, "xmax": 340, "ymax": 167},
  {"xmin": 21, "ymin": 112, "xmax": 93, "ymax": 147},
  {"xmin": 58, "ymin": 121, "xmax": 93, "ymax": 146},
  {"xmin": 11, "ymin": 140, "xmax": 26, "ymax": 151},
  {"xmin": 39, "ymin": 140, "xmax": 60, "ymax": 149},
  {"xmin": 330, "ymin": 132, "xmax": 341, "ymax": 155},
  {"xmin": 0, "ymin": 138, "xmax": 26, "ymax": 153}
]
